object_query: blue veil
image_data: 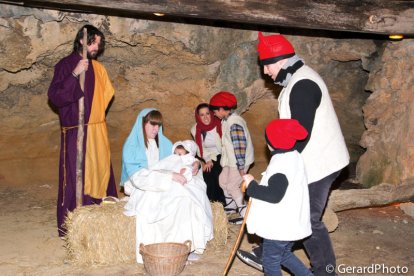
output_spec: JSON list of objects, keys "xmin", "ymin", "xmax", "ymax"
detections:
[{"xmin": 120, "ymin": 108, "xmax": 173, "ymax": 185}]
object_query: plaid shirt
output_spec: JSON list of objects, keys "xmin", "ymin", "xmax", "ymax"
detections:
[{"xmin": 230, "ymin": 123, "xmax": 247, "ymax": 171}]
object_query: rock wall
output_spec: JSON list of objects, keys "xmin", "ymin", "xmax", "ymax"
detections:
[
  {"xmin": 357, "ymin": 39, "xmax": 414, "ymax": 187},
  {"xmin": 0, "ymin": 4, "xmax": 393, "ymax": 189}
]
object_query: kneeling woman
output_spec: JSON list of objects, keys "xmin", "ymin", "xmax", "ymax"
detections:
[{"xmin": 120, "ymin": 108, "xmax": 213, "ymax": 263}]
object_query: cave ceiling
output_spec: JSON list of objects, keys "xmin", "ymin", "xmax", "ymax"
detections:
[{"xmin": 1, "ymin": 0, "xmax": 414, "ymax": 36}]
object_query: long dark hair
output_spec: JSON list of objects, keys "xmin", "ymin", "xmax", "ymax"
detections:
[{"xmin": 73, "ymin": 24, "xmax": 105, "ymax": 58}]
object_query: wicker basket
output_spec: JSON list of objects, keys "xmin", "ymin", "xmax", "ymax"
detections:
[{"xmin": 139, "ymin": 240, "xmax": 191, "ymax": 276}]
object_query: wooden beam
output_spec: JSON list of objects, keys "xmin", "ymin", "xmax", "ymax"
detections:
[{"xmin": 2, "ymin": 0, "xmax": 414, "ymax": 35}]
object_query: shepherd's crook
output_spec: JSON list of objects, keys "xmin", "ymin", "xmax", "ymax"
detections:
[
  {"xmin": 222, "ymin": 182, "xmax": 252, "ymax": 276},
  {"xmin": 75, "ymin": 27, "xmax": 87, "ymax": 207}
]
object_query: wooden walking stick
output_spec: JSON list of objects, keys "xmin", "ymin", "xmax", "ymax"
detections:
[
  {"xmin": 222, "ymin": 182, "xmax": 252, "ymax": 276},
  {"xmin": 75, "ymin": 27, "xmax": 87, "ymax": 207}
]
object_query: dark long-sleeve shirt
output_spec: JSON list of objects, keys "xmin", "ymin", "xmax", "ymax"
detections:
[{"xmin": 289, "ymin": 79, "xmax": 322, "ymax": 152}]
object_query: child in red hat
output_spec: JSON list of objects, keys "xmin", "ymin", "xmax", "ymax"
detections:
[
  {"xmin": 209, "ymin": 91, "xmax": 255, "ymax": 224},
  {"xmin": 241, "ymin": 119, "xmax": 313, "ymax": 276}
]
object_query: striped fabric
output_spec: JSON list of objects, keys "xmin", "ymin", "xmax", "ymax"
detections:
[{"xmin": 230, "ymin": 123, "xmax": 247, "ymax": 170}]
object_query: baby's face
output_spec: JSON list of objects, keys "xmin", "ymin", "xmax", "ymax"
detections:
[{"xmin": 174, "ymin": 148, "xmax": 187, "ymax": 156}]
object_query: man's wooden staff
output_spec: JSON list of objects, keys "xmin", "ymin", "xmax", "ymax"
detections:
[
  {"xmin": 222, "ymin": 183, "xmax": 252, "ymax": 276},
  {"xmin": 75, "ymin": 28, "xmax": 87, "ymax": 207}
]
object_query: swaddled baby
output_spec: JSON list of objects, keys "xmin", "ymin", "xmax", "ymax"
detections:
[
  {"xmin": 124, "ymin": 140, "xmax": 199, "ymax": 195},
  {"xmin": 169, "ymin": 140, "xmax": 199, "ymax": 182}
]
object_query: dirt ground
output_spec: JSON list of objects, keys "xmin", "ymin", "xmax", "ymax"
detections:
[{"xmin": 0, "ymin": 181, "xmax": 413, "ymax": 276}]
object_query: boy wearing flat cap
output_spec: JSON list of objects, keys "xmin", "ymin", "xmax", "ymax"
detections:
[
  {"xmin": 238, "ymin": 33, "xmax": 349, "ymax": 275},
  {"xmin": 209, "ymin": 91, "xmax": 254, "ymax": 224},
  {"xmin": 243, "ymin": 119, "xmax": 313, "ymax": 276}
]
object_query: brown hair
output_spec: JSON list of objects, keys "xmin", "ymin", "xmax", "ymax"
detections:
[
  {"xmin": 73, "ymin": 24, "xmax": 105, "ymax": 58},
  {"xmin": 142, "ymin": 110, "xmax": 163, "ymax": 148}
]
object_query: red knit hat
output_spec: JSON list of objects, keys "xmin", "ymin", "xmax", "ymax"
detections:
[
  {"xmin": 265, "ymin": 119, "xmax": 308, "ymax": 150},
  {"xmin": 257, "ymin": 32, "xmax": 295, "ymax": 65},
  {"xmin": 209, "ymin": 91, "xmax": 237, "ymax": 109}
]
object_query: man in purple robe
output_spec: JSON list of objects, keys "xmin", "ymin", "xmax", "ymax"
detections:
[{"xmin": 48, "ymin": 25, "xmax": 117, "ymax": 237}]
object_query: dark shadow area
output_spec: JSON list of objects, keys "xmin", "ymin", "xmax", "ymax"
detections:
[
  {"xmin": 331, "ymin": 162, "xmax": 364, "ymax": 190},
  {"xmin": 47, "ymin": 99, "xmax": 59, "ymax": 115},
  {"xmin": 106, "ymin": 96, "xmax": 115, "ymax": 116}
]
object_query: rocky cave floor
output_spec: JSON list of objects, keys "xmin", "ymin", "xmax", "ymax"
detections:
[{"xmin": 0, "ymin": 176, "xmax": 413, "ymax": 276}]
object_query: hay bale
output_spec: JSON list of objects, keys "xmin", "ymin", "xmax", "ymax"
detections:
[
  {"xmin": 65, "ymin": 200, "xmax": 227, "ymax": 265},
  {"xmin": 64, "ymin": 201, "xmax": 135, "ymax": 265},
  {"xmin": 209, "ymin": 202, "xmax": 228, "ymax": 248}
]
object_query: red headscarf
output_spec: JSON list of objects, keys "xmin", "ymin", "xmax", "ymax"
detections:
[{"xmin": 194, "ymin": 103, "xmax": 222, "ymax": 158}]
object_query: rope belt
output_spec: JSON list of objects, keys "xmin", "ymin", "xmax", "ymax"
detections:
[{"xmin": 61, "ymin": 120, "xmax": 105, "ymax": 206}]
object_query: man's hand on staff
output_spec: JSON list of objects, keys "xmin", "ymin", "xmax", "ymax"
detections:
[{"xmin": 72, "ymin": 59, "xmax": 89, "ymax": 77}]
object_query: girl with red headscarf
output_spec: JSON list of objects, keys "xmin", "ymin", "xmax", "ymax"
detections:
[{"xmin": 191, "ymin": 103, "xmax": 225, "ymax": 205}]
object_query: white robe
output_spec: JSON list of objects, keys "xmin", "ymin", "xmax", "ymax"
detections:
[{"xmin": 124, "ymin": 153, "xmax": 213, "ymax": 263}]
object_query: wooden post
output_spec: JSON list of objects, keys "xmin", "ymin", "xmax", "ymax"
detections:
[{"xmin": 75, "ymin": 27, "xmax": 87, "ymax": 207}]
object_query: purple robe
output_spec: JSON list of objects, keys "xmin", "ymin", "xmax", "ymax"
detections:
[{"xmin": 48, "ymin": 52, "xmax": 117, "ymax": 236}]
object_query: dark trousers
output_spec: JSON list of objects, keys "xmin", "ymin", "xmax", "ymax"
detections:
[
  {"xmin": 303, "ymin": 170, "xmax": 341, "ymax": 276},
  {"xmin": 263, "ymin": 239, "xmax": 313, "ymax": 276},
  {"xmin": 203, "ymin": 154, "xmax": 225, "ymax": 205}
]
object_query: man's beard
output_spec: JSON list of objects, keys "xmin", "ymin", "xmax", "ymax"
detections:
[{"xmin": 87, "ymin": 50, "xmax": 98, "ymax": 59}]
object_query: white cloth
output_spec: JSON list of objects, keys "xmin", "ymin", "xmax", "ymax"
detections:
[
  {"xmin": 172, "ymin": 140, "xmax": 199, "ymax": 157},
  {"xmin": 146, "ymin": 139, "xmax": 159, "ymax": 169},
  {"xmin": 124, "ymin": 143, "xmax": 213, "ymax": 263},
  {"xmin": 203, "ymin": 131, "xmax": 220, "ymax": 154}
]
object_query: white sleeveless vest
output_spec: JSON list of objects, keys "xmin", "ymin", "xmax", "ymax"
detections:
[
  {"xmin": 246, "ymin": 151, "xmax": 311, "ymax": 241},
  {"xmin": 278, "ymin": 65, "xmax": 349, "ymax": 183},
  {"xmin": 220, "ymin": 113, "xmax": 254, "ymax": 170}
]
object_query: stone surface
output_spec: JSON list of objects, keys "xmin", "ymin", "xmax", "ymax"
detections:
[
  {"xmin": 1, "ymin": 3, "xmax": 407, "ymax": 192},
  {"xmin": 323, "ymin": 207, "xmax": 339, "ymax": 233},
  {"xmin": 357, "ymin": 39, "xmax": 414, "ymax": 187},
  {"xmin": 400, "ymin": 202, "xmax": 414, "ymax": 219}
]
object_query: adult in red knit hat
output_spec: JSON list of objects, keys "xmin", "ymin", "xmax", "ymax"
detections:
[
  {"xmin": 257, "ymin": 32, "xmax": 295, "ymax": 65},
  {"xmin": 237, "ymin": 32, "xmax": 349, "ymax": 276}
]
